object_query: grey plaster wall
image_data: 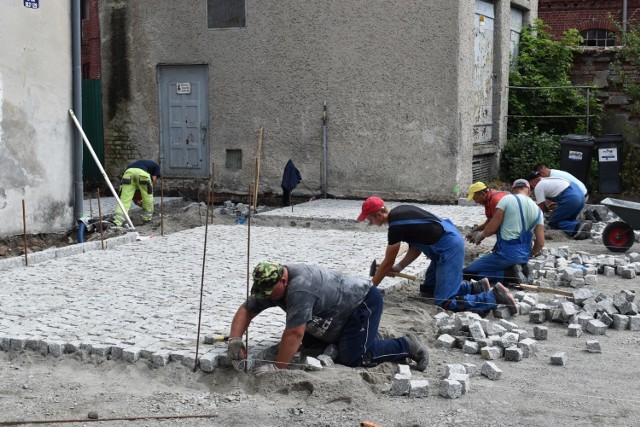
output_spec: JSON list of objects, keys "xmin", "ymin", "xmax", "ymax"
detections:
[
  {"xmin": 0, "ymin": 3, "xmax": 74, "ymax": 236},
  {"xmin": 100, "ymin": 0, "xmax": 536, "ymax": 203}
]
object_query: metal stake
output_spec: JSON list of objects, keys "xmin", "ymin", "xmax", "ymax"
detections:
[
  {"xmin": 21, "ymin": 199, "xmax": 28, "ymax": 266},
  {"xmin": 97, "ymin": 189, "xmax": 105, "ymax": 249}
]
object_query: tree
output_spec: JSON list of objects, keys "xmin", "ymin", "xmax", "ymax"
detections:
[{"xmin": 508, "ymin": 19, "xmax": 601, "ymax": 135}]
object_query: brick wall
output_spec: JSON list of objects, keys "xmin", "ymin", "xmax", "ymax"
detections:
[
  {"xmin": 571, "ymin": 47, "xmax": 640, "ymax": 140},
  {"xmin": 539, "ymin": 0, "xmax": 640, "ymax": 39},
  {"xmin": 81, "ymin": 0, "xmax": 101, "ymax": 79}
]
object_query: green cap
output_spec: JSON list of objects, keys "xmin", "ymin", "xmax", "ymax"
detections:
[{"xmin": 251, "ymin": 261, "xmax": 284, "ymax": 299}]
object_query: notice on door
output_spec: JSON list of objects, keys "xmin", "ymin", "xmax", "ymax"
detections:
[
  {"xmin": 176, "ymin": 83, "xmax": 191, "ymax": 95},
  {"xmin": 598, "ymin": 148, "xmax": 618, "ymax": 162}
]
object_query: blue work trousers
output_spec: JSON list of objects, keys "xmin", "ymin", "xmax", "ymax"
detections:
[
  {"xmin": 334, "ymin": 287, "xmax": 410, "ymax": 367},
  {"xmin": 548, "ymin": 182, "xmax": 584, "ymax": 237}
]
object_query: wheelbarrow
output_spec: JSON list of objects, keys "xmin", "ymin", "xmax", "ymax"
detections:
[{"xmin": 600, "ymin": 198, "xmax": 640, "ymax": 252}]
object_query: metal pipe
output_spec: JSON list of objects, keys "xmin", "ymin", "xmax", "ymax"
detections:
[
  {"xmin": 72, "ymin": 0, "xmax": 83, "ymax": 222},
  {"xmin": 586, "ymin": 87, "xmax": 590, "ymax": 135},
  {"xmin": 322, "ymin": 101, "xmax": 328, "ymax": 198},
  {"xmin": 0, "ymin": 413, "xmax": 218, "ymax": 426},
  {"xmin": 623, "ymin": 0, "xmax": 628, "ymax": 36},
  {"xmin": 68, "ymin": 109, "xmax": 135, "ymax": 230},
  {"xmin": 194, "ymin": 181, "xmax": 213, "ymax": 372}
]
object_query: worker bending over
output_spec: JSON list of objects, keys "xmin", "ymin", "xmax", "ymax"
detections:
[
  {"xmin": 227, "ymin": 261, "xmax": 430, "ymax": 373},
  {"xmin": 113, "ymin": 159, "xmax": 161, "ymax": 227},
  {"xmin": 358, "ymin": 197, "xmax": 518, "ymax": 315}
]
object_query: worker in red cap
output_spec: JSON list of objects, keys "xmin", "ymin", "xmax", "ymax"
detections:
[{"xmin": 357, "ymin": 197, "xmax": 518, "ymax": 315}]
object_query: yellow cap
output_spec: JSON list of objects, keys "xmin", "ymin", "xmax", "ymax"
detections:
[{"xmin": 466, "ymin": 182, "xmax": 487, "ymax": 201}]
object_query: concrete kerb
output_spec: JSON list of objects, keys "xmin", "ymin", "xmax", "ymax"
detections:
[{"xmin": 0, "ymin": 232, "xmax": 139, "ymax": 272}]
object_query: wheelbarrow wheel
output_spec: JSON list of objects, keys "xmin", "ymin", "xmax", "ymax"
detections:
[{"xmin": 602, "ymin": 221, "xmax": 635, "ymax": 253}]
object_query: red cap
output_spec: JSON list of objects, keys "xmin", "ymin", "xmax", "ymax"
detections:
[{"xmin": 357, "ymin": 197, "xmax": 385, "ymax": 222}]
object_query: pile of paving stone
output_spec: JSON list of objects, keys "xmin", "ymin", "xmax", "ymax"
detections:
[
  {"xmin": 424, "ymin": 309, "xmax": 606, "ymax": 399},
  {"xmin": 527, "ymin": 246, "xmax": 639, "ymax": 285},
  {"xmin": 211, "ymin": 201, "xmax": 270, "ymax": 221}
]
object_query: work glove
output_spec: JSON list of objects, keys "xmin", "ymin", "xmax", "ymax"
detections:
[
  {"xmin": 254, "ymin": 363, "xmax": 279, "ymax": 377},
  {"xmin": 392, "ymin": 263, "xmax": 404, "ymax": 273},
  {"xmin": 227, "ymin": 337, "xmax": 246, "ymax": 361},
  {"xmin": 465, "ymin": 225, "xmax": 480, "ymax": 242},
  {"xmin": 470, "ymin": 231, "xmax": 484, "ymax": 245}
]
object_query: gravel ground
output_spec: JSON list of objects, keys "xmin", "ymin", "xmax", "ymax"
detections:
[{"xmin": 1, "ymin": 199, "xmax": 640, "ymax": 426}]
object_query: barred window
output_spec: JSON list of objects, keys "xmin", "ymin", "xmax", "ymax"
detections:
[
  {"xmin": 226, "ymin": 149, "xmax": 242, "ymax": 170},
  {"xmin": 207, "ymin": 0, "xmax": 246, "ymax": 29},
  {"xmin": 580, "ymin": 29, "xmax": 616, "ymax": 47}
]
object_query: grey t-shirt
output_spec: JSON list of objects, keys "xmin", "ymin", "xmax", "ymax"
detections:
[{"xmin": 244, "ymin": 264, "xmax": 373, "ymax": 343}]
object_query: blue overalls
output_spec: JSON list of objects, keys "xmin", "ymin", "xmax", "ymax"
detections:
[
  {"xmin": 391, "ymin": 216, "xmax": 504, "ymax": 312},
  {"xmin": 462, "ymin": 195, "xmax": 540, "ymax": 284},
  {"xmin": 547, "ymin": 181, "xmax": 585, "ymax": 237},
  {"xmin": 390, "ymin": 216, "xmax": 497, "ymax": 311}
]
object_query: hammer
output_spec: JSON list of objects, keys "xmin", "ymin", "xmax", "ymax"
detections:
[{"xmin": 369, "ymin": 259, "xmax": 417, "ymax": 280}]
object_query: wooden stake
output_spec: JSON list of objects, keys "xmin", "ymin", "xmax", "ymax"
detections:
[
  {"xmin": 21, "ymin": 199, "xmax": 28, "ymax": 266},
  {"xmin": 97, "ymin": 189, "xmax": 105, "ymax": 249},
  {"xmin": 160, "ymin": 176, "xmax": 164, "ymax": 236}
]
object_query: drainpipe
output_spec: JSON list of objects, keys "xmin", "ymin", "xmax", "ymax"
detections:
[
  {"xmin": 72, "ymin": 0, "xmax": 83, "ymax": 221},
  {"xmin": 623, "ymin": 0, "xmax": 628, "ymax": 36}
]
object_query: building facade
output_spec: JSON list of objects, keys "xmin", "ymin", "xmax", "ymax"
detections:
[
  {"xmin": 99, "ymin": 0, "xmax": 537, "ymax": 203},
  {"xmin": 539, "ymin": 0, "xmax": 640, "ymax": 43},
  {"xmin": 0, "ymin": 2, "xmax": 76, "ymax": 236}
]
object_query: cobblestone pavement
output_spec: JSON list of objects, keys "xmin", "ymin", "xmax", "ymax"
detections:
[{"xmin": 0, "ymin": 199, "xmax": 487, "ymax": 372}]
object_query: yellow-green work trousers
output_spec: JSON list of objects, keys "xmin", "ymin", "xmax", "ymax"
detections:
[{"xmin": 113, "ymin": 168, "xmax": 154, "ymax": 226}]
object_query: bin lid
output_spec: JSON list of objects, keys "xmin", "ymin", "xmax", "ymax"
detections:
[
  {"xmin": 561, "ymin": 134, "xmax": 594, "ymax": 147},
  {"xmin": 594, "ymin": 134, "xmax": 624, "ymax": 143}
]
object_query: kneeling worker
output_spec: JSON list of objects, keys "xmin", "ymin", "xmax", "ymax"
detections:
[
  {"xmin": 357, "ymin": 197, "xmax": 518, "ymax": 315},
  {"xmin": 464, "ymin": 179, "xmax": 545, "ymax": 284},
  {"xmin": 227, "ymin": 261, "xmax": 430, "ymax": 372}
]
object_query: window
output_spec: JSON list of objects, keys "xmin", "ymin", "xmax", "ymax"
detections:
[
  {"xmin": 207, "ymin": 0, "xmax": 246, "ymax": 29},
  {"xmin": 81, "ymin": 0, "xmax": 89, "ymax": 20},
  {"xmin": 226, "ymin": 149, "xmax": 242, "ymax": 170},
  {"xmin": 580, "ymin": 29, "xmax": 616, "ymax": 47}
]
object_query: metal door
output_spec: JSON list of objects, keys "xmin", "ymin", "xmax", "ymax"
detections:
[
  {"xmin": 81, "ymin": 79, "xmax": 104, "ymax": 185},
  {"xmin": 510, "ymin": 8, "xmax": 523, "ymax": 64},
  {"xmin": 157, "ymin": 65, "xmax": 209, "ymax": 178},
  {"xmin": 473, "ymin": 0, "xmax": 495, "ymax": 145}
]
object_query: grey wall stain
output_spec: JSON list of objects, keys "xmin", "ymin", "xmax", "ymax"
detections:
[
  {"xmin": 33, "ymin": 197, "xmax": 70, "ymax": 225},
  {"xmin": 0, "ymin": 102, "xmax": 45, "ymax": 194}
]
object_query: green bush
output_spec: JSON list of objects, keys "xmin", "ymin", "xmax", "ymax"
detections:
[
  {"xmin": 621, "ymin": 146, "xmax": 640, "ymax": 194},
  {"xmin": 509, "ymin": 20, "xmax": 602, "ymax": 136},
  {"xmin": 500, "ymin": 130, "xmax": 560, "ymax": 183}
]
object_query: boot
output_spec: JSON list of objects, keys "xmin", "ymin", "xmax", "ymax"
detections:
[
  {"xmin": 470, "ymin": 278, "xmax": 491, "ymax": 294},
  {"xmin": 403, "ymin": 333, "xmax": 429, "ymax": 372},
  {"xmin": 492, "ymin": 283, "xmax": 518, "ymax": 315}
]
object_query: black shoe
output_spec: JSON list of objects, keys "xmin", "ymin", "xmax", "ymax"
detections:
[
  {"xmin": 511, "ymin": 264, "xmax": 528, "ymax": 285},
  {"xmin": 403, "ymin": 333, "xmax": 429, "ymax": 371},
  {"xmin": 573, "ymin": 222, "xmax": 592, "ymax": 240},
  {"xmin": 419, "ymin": 287, "xmax": 434, "ymax": 299},
  {"xmin": 583, "ymin": 209, "xmax": 595, "ymax": 221},
  {"xmin": 471, "ymin": 278, "xmax": 491, "ymax": 294},
  {"xmin": 492, "ymin": 283, "xmax": 518, "ymax": 316}
]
